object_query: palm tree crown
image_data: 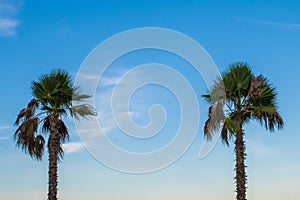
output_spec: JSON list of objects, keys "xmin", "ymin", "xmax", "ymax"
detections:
[
  {"xmin": 203, "ymin": 62, "xmax": 283, "ymax": 200},
  {"xmin": 14, "ymin": 69, "xmax": 95, "ymax": 200}
]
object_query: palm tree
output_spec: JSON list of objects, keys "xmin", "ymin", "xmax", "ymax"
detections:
[
  {"xmin": 14, "ymin": 69, "xmax": 96, "ymax": 200},
  {"xmin": 203, "ymin": 63, "xmax": 283, "ymax": 200}
]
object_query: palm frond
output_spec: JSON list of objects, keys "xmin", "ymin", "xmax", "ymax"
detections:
[
  {"xmin": 42, "ymin": 115, "xmax": 51, "ymax": 133},
  {"xmin": 220, "ymin": 115, "xmax": 238, "ymax": 145},
  {"xmin": 246, "ymin": 74, "xmax": 284, "ymax": 131},
  {"xmin": 58, "ymin": 144, "xmax": 64, "ymax": 161},
  {"xmin": 14, "ymin": 117, "xmax": 45, "ymax": 160},
  {"xmin": 202, "ymin": 94, "xmax": 211, "ymax": 104},
  {"xmin": 14, "ymin": 117, "xmax": 38, "ymax": 141},
  {"xmin": 220, "ymin": 123, "xmax": 229, "ymax": 145},
  {"xmin": 34, "ymin": 135, "xmax": 46, "ymax": 160},
  {"xmin": 57, "ymin": 119, "xmax": 69, "ymax": 143},
  {"xmin": 15, "ymin": 99, "xmax": 39, "ymax": 125},
  {"xmin": 72, "ymin": 104, "xmax": 96, "ymax": 120},
  {"xmin": 251, "ymin": 105, "xmax": 283, "ymax": 131},
  {"xmin": 72, "ymin": 86, "xmax": 93, "ymax": 102},
  {"xmin": 204, "ymin": 100, "xmax": 225, "ymax": 139},
  {"xmin": 204, "ymin": 77, "xmax": 226, "ymax": 104}
]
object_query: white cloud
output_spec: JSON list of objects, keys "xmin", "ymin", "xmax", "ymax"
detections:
[
  {"xmin": 0, "ymin": 125, "xmax": 11, "ymax": 130},
  {"xmin": 75, "ymin": 72, "xmax": 124, "ymax": 87},
  {"xmin": 73, "ymin": 119, "xmax": 101, "ymax": 137},
  {"xmin": 95, "ymin": 70, "xmax": 148, "ymax": 134},
  {"xmin": 76, "ymin": 73, "xmax": 99, "ymax": 80},
  {"xmin": 77, "ymin": 66, "xmax": 178, "ymax": 139},
  {"xmin": 238, "ymin": 18, "xmax": 300, "ymax": 31},
  {"xmin": 62, "ymin": 142, "xmax": 83, "ymax": 154},
  {"xmin": 100, "ymin": 76, "xmax": 121, "ymax": 86},
  {"xmin": 0, "ymin": 1, "xmax": 17, "ymax": 14},
  {"xmin": 247, "ymin": 138, "xmax": 274, "ymax": 158},
  {"xmin": 0, "ymin": 0, "xmax": 21, "ymax": 37},
  {"xmin": 0, "ymin": 136, "xmax": 9, "ymax": 140},
  {"xmin": 0, "ymin": 125, "xmax": 10, "ymax": 140}
]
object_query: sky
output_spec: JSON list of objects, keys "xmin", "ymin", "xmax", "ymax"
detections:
[{"xmin": 0, "ymin": 0, "xmax": 300, "ymax": 199}]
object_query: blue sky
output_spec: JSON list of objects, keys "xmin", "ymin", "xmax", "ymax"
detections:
[{"xmin": 1, "ymin": 0, "xmax": 300, "ymax": 199}]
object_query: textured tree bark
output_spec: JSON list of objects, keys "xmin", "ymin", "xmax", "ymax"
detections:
[
  {"xmin": 48, "ymin": 114, "xmax": 59, "ymax": 200},
  {"xmin": 235, "ymin": 125, "xmax": 247, "ymax": 200}
]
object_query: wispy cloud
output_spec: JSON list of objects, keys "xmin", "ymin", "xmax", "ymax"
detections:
[
  {"xmin": 62, "ymin": 142, "xmax": 83, "ymax": 154},
  {"xmin": 0, "ymin": 0, "xmax": 22, "ymax": 37},
  {"xmin": 0, "ymin": 1, "xmax": 17, "ymax": 13},
  {"xmin": 0, "ymin": 125, "xmax": 11, "ymax": 140},
  {"xmin": 238, "ymin": 18, "xmax": 300, "ymax": 31},
  {"xmin": 76, "ymin": 73, "xmax": 99, "ymax": 81},
  {"xmin": 0, "ymin": 18, "xmax": 18, "ymax": 36},
  {"xmin": 95, "ymin": 70, "xmax": 149, "ymax": 133},
  {"xmin": 100, "ymin": 76, "xmax": 121, "ymax": 86},
  {"xmin": 76, "ymin": 73, "xmax": 121, "ymax": 86},
  {"xmin": 247, "ymin": 137, "xmax": 274, "ymax": 158},
  {"xmin": 76, "ymin": 67, "xmax": 172, "ymax": 138},
  {"xmin": 0, "ymin": 125, "xmax": 11, "ymax": 130},
  {"xmin": 0, "ymin": 136, "xmax": 9, "ymax": 140}
]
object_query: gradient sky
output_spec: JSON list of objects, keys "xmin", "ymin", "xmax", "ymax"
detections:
[{"xmin": 1, "ymin": 0, "xmax": 300, "ymax": 200}]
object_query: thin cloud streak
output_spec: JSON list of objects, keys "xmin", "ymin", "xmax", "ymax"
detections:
[
  {"xmin": 95, "ymin": 70, "xmax": 148, "ymax": 133},
  {"xmin": 0, "ymin": 125, "xmax": 11, "ymax": 130},
  {"xmin": 247, "ymin": 137, "xmax": 274, "ymax": 158},
  {"xmin": 62, "ymin": 142, "xmax": 83, "ymax": 154},
  {"xmin": 0, "ymin": 18, "xmax": 18, "ymax": 36},
  {"xmin": 76, "ymin": 73, "xmax": 99, "ymax": 81},
  {"xmin": 0, "ymin": 136, "xmax": 9, "ymax": 140},
  {"xmin": 238, "ymin": 18, "xmax": 300, "ymax": 31},
  {"xmin": 100, "ymin": 76, "xmax": 121, "ymax": 86},
  {"xmin": 0, "ymin": 2, "xmax": 17, "ymax": 14}
]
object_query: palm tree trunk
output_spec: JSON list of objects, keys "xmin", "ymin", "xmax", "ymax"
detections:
[
  {"xmin": 48, "ymin": 115, "xmax": 59, "ymax": 200},
  {"xmin": 234, "ymin": 126, "xmax": 247, "ymax": 200}
]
